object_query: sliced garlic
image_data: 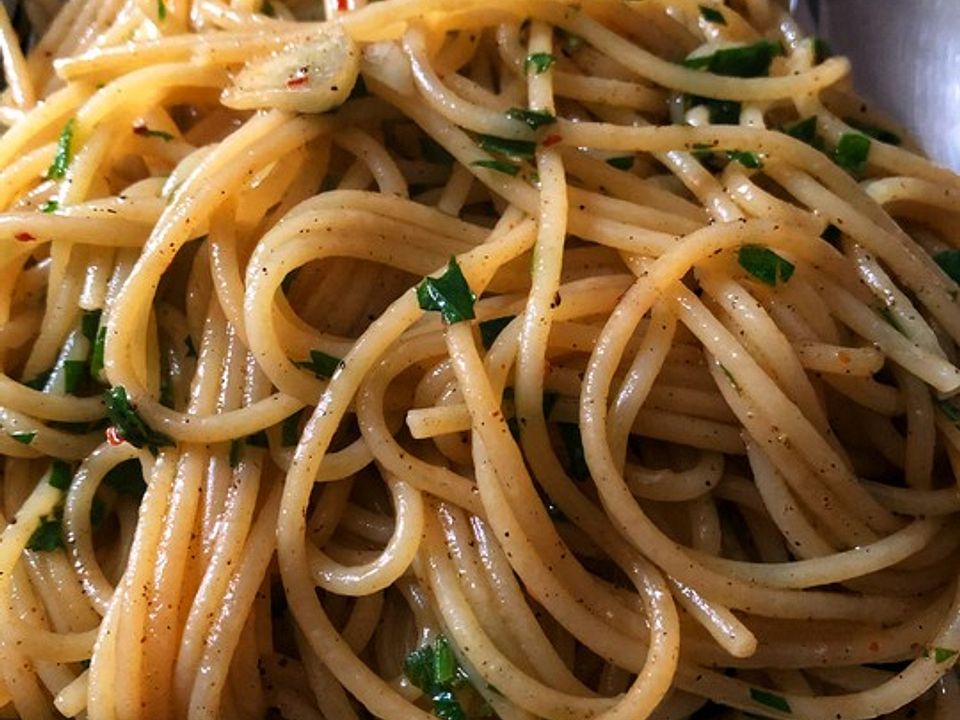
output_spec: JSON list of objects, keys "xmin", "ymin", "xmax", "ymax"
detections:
[{"xmin": 221, "ymin": 23, "xmax": 360, "ymax": 114}]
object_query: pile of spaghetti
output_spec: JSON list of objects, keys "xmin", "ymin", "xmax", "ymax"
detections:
[{"xmin": 1, "ymin": 0, "xmax": 959, "ymax": 718}]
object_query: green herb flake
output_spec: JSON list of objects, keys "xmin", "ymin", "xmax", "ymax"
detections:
[
  {"xmin": 133, "ymin": 124, "xmax": 174, "ymax": 141},
  {"xmin": 699, "ymin": 5, "xmax": 726, "ymax": 23},
  {"xmin": 479, "ymin": 316, "xmax": 514, "ymax": 349},
  {"xmin": 477, "ymin": 135, "xmax": 537, "ymax": 161},
  {"xmin": 229, "ymin": 439, "xmax": 243, "ymax": 468},
  {"xmin": 471, "ymin": 159, "xmax": 520, "ymax": 176},
  {"xmin": 834, "ymin": 133, "xmax": 871, "ymax": 176},
  {"xmin": 103, "ymin": 459, "xmax": 147, "ymax": 499},
  {"xmin": 157, "ymin": 0, "xmax": 166, "ymax": 20},
  {"xmin": 296, "ymin": 349, "xmax": 343, "ymax": 379},
  {"xmin": 417, "ymin": 257, "xmax": 477, "ymax": 324},
  {"xmin": 46, "ymin": 118, "xmax": 77, "ymax": 180},
  {"xmin": 750, "ymin": 688, "xmax": 791, "ymax": 713},
  {"xmin": 843, "ymin": 117, "xmax": 901, "ymax": 146},
  {"xmin": 738, "ymin": 245, "xmax": 795, "ymax": 287},
  {"xmin": 103, "ymin": 386, "xmax": 174, "ymax": 454},
  {"xmin": 727, "ymin": 150, "xmax": 763, "ymax": 169},
  {"xmin": 505, "ymin": 108, "xmax": 556, "ymax": 130},
  {"xmin": 81, "ymin": 310, "xmax": 101, "ymax": 344},
  {"xmin": 681, "ymin": 40, "xmax": 782, "ymax": 78},
  {"xmin": 281, "ymin": 411, "xmax": 302, "ymax": 447},
  {"xmin": 24, "ymin": 370, "xmax": 51, "ymax": 391},
  {"xmin": 558, "ymin": 422, "xmax": 589, "ymax": 481},
  {"xmin": 685, "ymin": 95, "xmax": 742, "ymax": 125},
  {"xmin": 49, "ymin": 460, "xmax": 73, "ymax": 490},
  {"xmin": 813, "ymin": 37, "xmax": 832, "ymax": 64},
  {"xmin": 90, "ymin": 327, "xmax": 106, "ymax": 380},
  {"xmin": 935, "ymin": 250, "xmax": 960, "ymax": 286},
  {"xmin": 606, "ymin": 155, "xmax": 635, "ymax": 171},
  {"xmin": 11, "ymin": 431, "xmax": 36, "ymax": 445},
  {"xmin": 782, "ymin": 116, "xmax": 824, "ymax": 149},
  {"xmin": 524, "ymin": 52, "xmax": 556, "ymax": 75},
  {"xmin": 935, "ymin": 647, "xmax": 958, "ymax": 663},
  {"xmin": 40, "ymin": 199, "xmax": 59, "ymax": 213},
  {"xmin": 404, "ymin": 635, "xmax": 469, "ymax": 720},
  {"xmin": 64, "ymin": 360, "xmax": 86, "ymax": 395},
  {"xmin": 26, "ymin": 516, "xmax": 63, "ymax": 552}
]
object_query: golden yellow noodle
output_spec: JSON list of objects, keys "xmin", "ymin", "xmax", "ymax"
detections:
[{"xmin": 0, "ymin": 0, "xmax": 958, "ymax": 718}]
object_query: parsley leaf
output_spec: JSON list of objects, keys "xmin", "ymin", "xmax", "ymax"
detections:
[
  {"xmin": 727, "ymin": 150, "xmax": 763, "ymax": 169},
  {"xmin": 682, "ymin": 40, "xmax": 782, "ymax": 78},
  {"xmin": 11, "ymin": 431, "xmax": 36, "ymax": 445},
  {"xmin": 477, "ymin": 135, "xmax": 537, "ymax": 161},
  {"xmin": 103, "ymin": 386, "xmax": 174, "ymax": 454},
  {"xmin": 844, "ymin": 117, "xmax": 901, "ymax": 146},
  {"xmin": 26, "ymin": 516, "xmax": 63, "ymax": 552},
  {"xmin": 133, "ymin": 124, "xmax": 174, "ymax": 141},
  {"xmin": 738, "ymin": 245, "xmax": 795, "ymax": 286},
  {"xmin": 46, "ymin": 119, "xmax": 77, "ymax": 180},
  {"xmin": 505, "ymin": 108, "xmax": 557, "ymax": 130},
  {"xmin": 834, "ymin": 133, "xmax": 871, "ymax": 176},
  {"xmin": 935, "ymin": 250, "xmax": 960, "ymax": 285},
  {"xmin": 606, "ymin": 155, "xmax": 635, "ymax": 170},
  {"xmin": 157, "ymin": 0, "xmax": 166, "ymax": 20},
  {"xmin": 524, "ymin": 52, "xmax": 556, "ymax": 75},
  {"xmin": 81, "ymin": 310, "xmax": 101, "ymax": 344},
  {"xmin": 404, "ymin": 636, "xmax": 470, "ymax": 720},
  {"xmin": 750, "ymin": 688, "xmax": 792, "ymax": 713},
  {"xmin": 39, "ymin": 199, "xmax": 59, "ymax": 213},
  {"xmin": 90, "ymin": 326, "xmax": 107, "ymax": 380},
  {"xmin": 49, "ymin": 461, "xmax": 73, "ymax": 490},
  {"xmin": 699, "ymin": 5, "xmax": 726, "ymax": 24},
  {"xmin": 783, "ymin": 116, "xmax": 824, "ymax": 149},
  {"xmin": 296, "ymin": 350, "xmax": 343, "ymax": 379},
  {"xmin": 471, "ymin": 159, "xmax": 520, "ymax": 176},
  {"xmin": 813, "ymin": 37, "xmax": 832, "ymax": 64},
  {"xmin": 417, "ymin": 258, "xmax": 476, "ymax": 324},
  {"xmin": 64, "ymin": 360, "xmax": 86, "ymax": 395},
  {"xmin": 935, "ymin": 647, "xmax": 958, "ymax": 663}
]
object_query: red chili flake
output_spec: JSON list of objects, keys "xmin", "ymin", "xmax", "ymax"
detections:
[
  {"xmin": 286, "ymin": 66, "xmax": 310, "ymax": 88},
  {"xmin": 338, "ymin": 0, "xmax": 348, "ymax": 10},
  {"xmin": 542, "ymin": 134, "xmax": 563, "ymax": 147},
  {"xmin": 105, "ymin": 426, "xmax": 125, "ymax": 446},
  {"xmin": 15, "ymin": 231, "xmax": 35, "ymax": 241},
  {"xmin": 132, "ymin": 123, "xmax": 149, "ymax": 136}
]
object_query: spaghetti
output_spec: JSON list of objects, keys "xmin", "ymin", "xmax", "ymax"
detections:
[{"xmin": 0, "ymin": 0, "xmax": 958, "ymax": 718}]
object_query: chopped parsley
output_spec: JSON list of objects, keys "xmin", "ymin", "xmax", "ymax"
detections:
[
  {"xmin": 833, "ymin": 133, "xmax": 871, "ymax": 176},
  {"xmin": 749, "ymin": 688, "xmax": 792, "ymax": 714},
  {"xmin": 24, "ymin": 369, "xmax": 52, "ymax": 391},
  {"xmin": 10, "ymin": 431, "xmax": 36, "ymax": 445},
  {"xmin": 81, "ymin": 310, "xmax": 101, "ymax": 344},
  {"xmin": 505, "ymin": 108, "xmax": 556, "ymax": 130},
  {"xmin": 935, "ymin": 647, "xmax": 958, "ymax": 663},
  {"xmin": 476, "ymin": 135, "xmax": 536, "ymax": 161},
  {"xmin": 685, "ymin": 96, "xmax": 742, "ymax": 125},
  {"xmin": 49, "ymin": 461, "xmax": 73, "ymax": 490},
  {"xmin": 46, "ymin": 118, "xmax": 77, "ymax": 180},
  {"xmin": 738, "ymin": 245, "xmax": 795, "ymax": 286},
  {"xmin": 90, "ymin": 326, "xmax": 106, "ymax": 380},
  {"xmin": 417, "ymin": 258, "xmax": 476, "ymax": 324},
  {"xmin": 246, "ymin": 430, "xmax": 269, "ymax": 448},
  {"xmin": 844, "ymin": 117, "xmax": 901, "ymax": 146},
  {"xmin": 39, "ymin": 199, "xmax": 59, "ymax": 213},
  {"xmin": 471, "ymin": 159, "xmax": 520, "ymax": 176},
  {"xmin": 813, "ymin": 37, "xmax": 832, "ymax": 64},
  {"xmin": 699, "ymin": 5, "xmax": 726, "ymax": 24},
  {"xmin": 133, "ymin": 124, "xmax": 174, "ymax": 141},
  {"xmin": 606, "ymin": 155, "xmax": 635, "ymax": 171},
  {"xmin": 782, "ymin": 116, "xmax": 825, "ymax": 150},
  {"xmin": 157, "ymin": 0, "xmax": 166, "ymax": 20},
  {"xmin": 103, "ymin": 386, "xmax": 174, "ymax": 454},
  {"xmin": 404, "ymin": 635, "xmax": 469, "ymax": 720},
  {"xmin": 26, "ymin": 516, "xmax": 63, "ymax": 552},
  {"xmin": 64, "ymin": 359, "xmax": 86, "ymax": 394},
  {"xmin": 727, "ymin": 150, "xmax": 763, "ymax": 169},
  {"xmin": 296, "ymin": 349, "xmax": 343, "ymax": 379},
  {"xmin": 524, "ymin": 52, "xmax": 556, "ymax": 75},
  {"xmin": 681, "ymin": 40, "xmax": 782, "ymax": 78},
  {"xmin": 479, "ymin": 316, "xmax": 514, "ymax": 349}
]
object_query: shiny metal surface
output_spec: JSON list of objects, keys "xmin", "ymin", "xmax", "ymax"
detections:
[{"xmin": 795, "ymin": 0, "xmax": 960, "ymax": 170}]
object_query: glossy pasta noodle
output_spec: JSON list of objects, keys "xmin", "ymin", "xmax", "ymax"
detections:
[{"xmin": 0, "ymin": 0, "xmax": 959, "ymax": 717}]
